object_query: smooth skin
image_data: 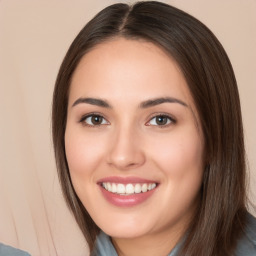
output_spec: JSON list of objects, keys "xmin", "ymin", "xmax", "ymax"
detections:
[{"xmin": 65, "ymin": 38, "xmax": 205, "ymax": 256}]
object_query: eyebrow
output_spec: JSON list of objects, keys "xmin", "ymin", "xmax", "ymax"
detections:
[
  {"xmin": 140, "ymin": 97, "xmax": 188, "ymax": 108},
  {"xmin": 72, "ymin": 97, "xmax": 112, "ymax": 108},
  {"xmin": 71, "ymin": 96, "xmax": 188, "ymax": 109}
]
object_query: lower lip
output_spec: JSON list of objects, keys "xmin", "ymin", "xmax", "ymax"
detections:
[{"xmin": 99, "ymin": 185, "xmax": 157, "ymax": 207}]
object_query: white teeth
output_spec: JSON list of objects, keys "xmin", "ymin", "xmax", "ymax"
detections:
[
  {"xmin": 126, "ymin": 184, "xmax": 134, "ymax": 194},
  {"xmin": 112, "ymin": 183, "xmax": 117, "ymax": 193},
  {"xmin": 117, "ymin": 184, "xmax": 125, "ymax": 194},
  {"xmin": 107, "ymin": 182, "xmax": 111, "ymax": 191},
  {"xmin": 134, "ymin": 184, "xmax": 142, "ymax": 193},
  {"xmin": 141, "ymin": 183, "xmax": 148, "ymax": 192},
  {"xmin": 102, "ymin": 182, "xmax": 157, "ymax": 195}
]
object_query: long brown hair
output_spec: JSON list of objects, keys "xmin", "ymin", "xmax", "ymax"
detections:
[{"xmin": 52, "ymin": 2, "xmax": 247, "ymax": 255}]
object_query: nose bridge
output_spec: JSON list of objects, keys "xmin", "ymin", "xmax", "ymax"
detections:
[{"xmin": 107, "ymin": 121, "xmax": 145, "ymax": 170}]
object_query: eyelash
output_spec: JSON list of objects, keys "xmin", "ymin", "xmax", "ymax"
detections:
[{"xmin": 79, "ymin": 113, "xmax": 176, "ymax": 128}]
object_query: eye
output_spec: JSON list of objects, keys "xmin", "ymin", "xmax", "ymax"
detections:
[
  {"xmin": 147, "ymin": 115, "xmax": 175, "ymax": 126},
  {"xmin": 80, "ymin": 114, "xmax": 109, "ymax": 126}
]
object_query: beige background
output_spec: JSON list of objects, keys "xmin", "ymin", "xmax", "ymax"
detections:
[{"xmin": 0, "ymin": 0, "xmax": 255, "ymax": 255}]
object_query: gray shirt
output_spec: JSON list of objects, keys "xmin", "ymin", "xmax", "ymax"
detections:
[
  {"xmin": 93, "ymin": 213, "xmax": 256, "ymax": 256},
  {"xmin": 0, "ymin": 243, "xmax": 30, "ymax": 256}
]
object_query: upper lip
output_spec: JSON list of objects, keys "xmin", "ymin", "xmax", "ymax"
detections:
[{"xmin": 97, "ymin": 176, "xmax": 159, "ymax": 185}]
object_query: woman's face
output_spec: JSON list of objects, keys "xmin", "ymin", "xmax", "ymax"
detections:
[{"xmin": 65, "ymin": 38, "xmax": 204, "ymax": 240}]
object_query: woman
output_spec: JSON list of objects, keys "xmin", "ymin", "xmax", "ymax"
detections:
[{"xmin": 52, "ymin": 1, "xmax": 256, "ymax": 255}]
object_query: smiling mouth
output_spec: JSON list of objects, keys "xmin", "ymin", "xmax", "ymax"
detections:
[{"xmin": 101, "ymin": 182, "xmax": 157, "ymax": 195}]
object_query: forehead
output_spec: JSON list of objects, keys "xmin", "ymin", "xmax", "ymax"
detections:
[{"xmin": 69, "ymin": 38, "xmax": 194, "ymax": 108}]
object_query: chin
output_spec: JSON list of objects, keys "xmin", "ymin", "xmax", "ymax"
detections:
[
  {"xmin": 104, "ymin": 227, "xmax": 149, "ymax": 239},
  {"xmin": 98, "ymin": 216, "xmax": 152, "ymax": 239}
]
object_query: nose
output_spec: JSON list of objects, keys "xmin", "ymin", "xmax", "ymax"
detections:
[{"xmin": 107, "ymin": 126, "xmax": 146, "ymax": 170}]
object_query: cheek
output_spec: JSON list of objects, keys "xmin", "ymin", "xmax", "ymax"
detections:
[
  {"xmin": 149, "ymin": 130, "xmax": 204, "ymax": 222},
  {"xmin": 151, "ymin": 127, "xmax": 203, "ymax": 171},
  {"xmin": 64, "ymin": 128, "xmax": 109, "ymax": 210},
  {"xmin": 148, "ymin": 128, "xmax": 204, "ymax": 193},
  {"xmin": 64, "ymin": 128, "xmax": 106, "ymax": 179}
]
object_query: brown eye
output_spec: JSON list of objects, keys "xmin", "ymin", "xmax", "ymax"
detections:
[
  {"xmin": 147, "ymin": 115, "xmax": 174, "ymax": 126},
  {"xmin": 91, "ymin": 115, "xmax": 103, "ymax": 125},
  {"xmin": 155, "ymin": 116, "xmax": 168, "ymax": 125},
  {"xmin": 82, "ymin": 115, "xmax": 108, "ymax": 126}
]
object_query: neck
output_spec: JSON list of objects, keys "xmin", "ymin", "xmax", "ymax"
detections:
[{"xmin": 111, "ymin": 224, "xmax": 186, "ymax": 256}]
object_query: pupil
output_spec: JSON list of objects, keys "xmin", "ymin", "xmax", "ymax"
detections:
[
  {"xmin": 156, "ymin": 116, "xmax": 167, "ymax": 125},
  {"xmin": 92, "ymin": 116, "xmax": 102, "ymax": 125}
]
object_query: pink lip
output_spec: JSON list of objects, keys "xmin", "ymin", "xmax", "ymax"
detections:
[{"xmin": 97, "ymin": 176, "xmax": 159, "ymax": 207}]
